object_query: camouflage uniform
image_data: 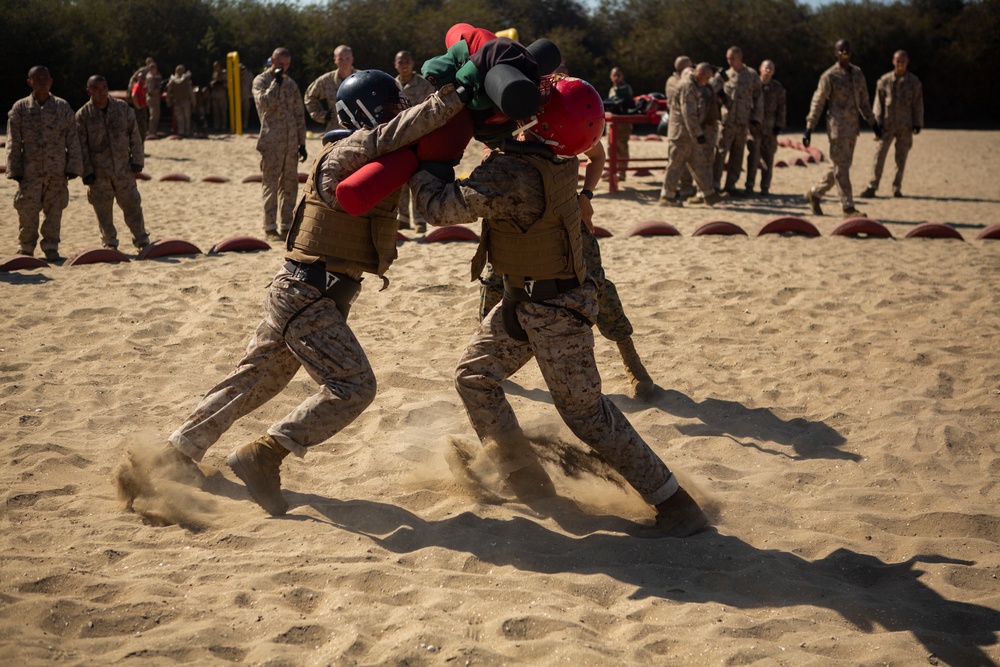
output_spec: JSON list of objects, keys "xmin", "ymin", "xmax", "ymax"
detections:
[
  {"xmin": 145, "ymin": 70, "xmax": 163, "ymax": 135},
  {"xmin": 303, "ymin": 70, "xmax": 354, "ymax": 131},
  {"xmin": 210, "ymin": 67, "xmax": 229, "ymax": 131},
  {"xmin": 660, "ymin": 70, "xmax": 717, "ymax": 200},
  {"xmin": 6, "ymin": 93, "xmax": 83, "ymax": 255},
  {"xmin": 478, "ymin": 221, "xmax": 634, "ymax": 342},
  {"xmin": 746, "ymin": 78, "xmax": 786, "ymax": 192},
  {"xmin": 867, "ymin": 70, "xmax": 923, "ymax": 194},
  {"xmin": 169, "ymin": 89, "xmax": 463, "ymax": 461},
  {"xmin": 608, "ymin": 82, "xmax": 633, "ymax": 180},
  {"xmin": 665, "ymin": 71, "xmax": 693, "ymax": 196},
  {"xmin": 165, "ymin": 72, "xmax": 194, "ymax": 136},
  {"xmin": 76, "ymin": 98, "xmax": 150, "ymax": 249},
  {"xmin": 253, "ymin": 69, "xmax": 306, "ymax": 235},
  {"xmin": 396, "ymin": 72, "xmax": 436, "ymax": 230},
  {"xmin": 712, "ymin": 66, "xmax": 762, "ymax": 192},
  {"xmin": 126, "ymin": 66, "xmax": 149, "ymax": 139},
  {"xmin": 410, "ymin": 149, "xmax": 679, "ymax": 505},
  {"xmin": 806, "ymin": 63, "xmax": 875, "ymax": 210}
]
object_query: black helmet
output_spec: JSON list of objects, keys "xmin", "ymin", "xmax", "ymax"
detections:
[{"xmin": 336, "ymin": 70, "xmax": 409, "ymax": 130}]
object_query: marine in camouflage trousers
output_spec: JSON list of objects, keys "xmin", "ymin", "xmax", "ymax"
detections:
[
  {"xmin": 169, "ymin": 266, "xmax": 376, "ymax": 460},
  {"xmin": 458, "ymin": 281, "xmax": 676, "ymax": 504},
  {"xmin": 478, "ymin": 220, "xmax": 634, "ymax": 343},
  {"xmin": 867, "ymin": 129, "xmax": 913, "ymax": 194},
  {"xmin": 260, "ymin": 149, "xmax": 299, "ymax": 234},
  {"xmin": 88, "ymin": 174, "xmax": 149, "ymax": 249},
  {"xmin": 745, "ymin": 128, "xmax": 778, "ymax": 192},
  {"xmin": 14, "ymin": 176, "xmax": 68, "ymax": 254},
  {"xmin": 713, "ymin": 122, "xmax": 749, "ymax": 192},
  {"xmin": 811, "ymin": 136, "xmax": 857, "ymax": 210}
]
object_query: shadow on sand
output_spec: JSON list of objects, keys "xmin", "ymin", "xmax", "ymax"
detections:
[{"xmin": 283, "ymin": 493, "xmax": 1000, "ymax": 667}]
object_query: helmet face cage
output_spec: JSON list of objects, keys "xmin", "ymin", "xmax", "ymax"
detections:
[{"xmin": 336, "ymin": 70, "xmax": 411, "ymax": 130}]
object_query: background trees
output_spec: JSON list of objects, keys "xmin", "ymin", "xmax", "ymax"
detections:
[{"xmin": 2, "ymin": 0, "xmax": 996, "ymax": 128}]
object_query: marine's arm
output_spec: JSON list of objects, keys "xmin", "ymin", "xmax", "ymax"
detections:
[
  {"xmin": 317, "ymin": 86, "xmax": 465, "ymax": 202},
  {"xmin": 6, "ymin": 107, "xmax": 23, "ymax": 179},
  {"xmin": 578, "ymin": 142, "xmax": 604, "ymax": 231},
  {"xmin": 410, "ymin": 153, "xmax": 544, "ymax": 228},
  {"xmin": 303, "ymin": 75, "xmax": 328, "ymax": 124}
]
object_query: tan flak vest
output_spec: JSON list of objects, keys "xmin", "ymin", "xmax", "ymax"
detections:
[
  {"xmin": 287, "ymin": 140, "xmax": 401, "ymax": 278},
  {"xmin": 470, "ymin": 152, "xmax": 586, "ymax": 289}
]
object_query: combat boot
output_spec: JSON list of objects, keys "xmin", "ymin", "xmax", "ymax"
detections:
[
  {"xmin": 617, "ymin": 337, "xmax": 654, "ymax": 399},
  {"xmin": 227, "ymin": 434, "xmax": 290, "ymax": 516},
  {"xmin": 649, "ymin": 486, "xmax": 709, "ymax": 537},
  {"xmin": 806, "ymin": 188, "xmax": 823, "ymax": 215},
  {"xmin": 703, "ymin": 192, "xmax": 725, "ymax": 207}
]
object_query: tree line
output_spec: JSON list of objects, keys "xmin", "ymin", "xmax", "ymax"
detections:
[{"xmin": 2, "ymin": 0, "xmax": 997, "ymax": 130}]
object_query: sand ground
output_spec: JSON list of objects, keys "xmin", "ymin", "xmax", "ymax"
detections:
[{"xmin": 1, "ymin": 127, "xmax": 999, "ymax": 666}]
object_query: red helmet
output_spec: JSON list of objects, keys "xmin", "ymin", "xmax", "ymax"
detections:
[{"xmin": 532, "ymin": 76, "xmax": 605, "ymax": 157}]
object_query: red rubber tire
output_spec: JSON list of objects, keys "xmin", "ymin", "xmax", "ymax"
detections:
[
  {"xmin": 420, "ymin": 226, "xmax": 480, "ymax": 243},
  {"xmin": 137, "ymin": 239, "xmax": 202, "ymax": 260},
  {"xmin": 0, "ymin": 255, "xmax": 49, "ymax": 271},
  {"xmin": 975, "ymin": 224, "xmax": 1000, "ymax": 240},
  {"xmin": 830, "ymin": 218, "xmax": 893, "ymax": 238},
  {"xmin": 757, "ymin": 217, "xmax": 821, "ymax": 237},
  {"xmin": 208, "ymin": 236, "xmax": 272, "ymax": 253},
  {"xmin": 625, "ymin": 221, "xmax": 681, "ymax": 237},
  {"xmin": 904, "ymin": 222, "xmax": 964, "ymax": 240},
  {"xmin": 159, "ymin": 173, "xmax": 191, "ymax": 182},
  {"xmin": 693, "ymin": 221, "xmax": 747, "ymax": 236},
  {"xmin": 65, "ymin": 248, "xmax": 132, "ymax": 266}
]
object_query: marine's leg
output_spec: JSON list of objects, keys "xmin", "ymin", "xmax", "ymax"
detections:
[
  {"xmin": 113, "ymin": 176, "xmax": 149, "ymax": 248},
  {"xmin": 830, "ymin": 136, "xmax": 857, "ymax": 210},
  {"xmin": 277, "ymin": 149, "xmax": 299, "ymax": 235},
  {"xmin": 87, "ymin": 176, "xmax": 119, "ymax": 247},
  {"xmin": 38, "ymin": 177, "xmax": 69, "ymax": 256},
  {"xmin": 892, "ymin": 130, "xmax": 913, "ymax": 193},
  {"xmin": 724, "ymin": 124, "xmax": 748, "ymax": 192},
  {"xmin": 13, "ymin": 180, "xmax": 43, "ymax": 254},
  {"xmin": 259, "ymin": 151, "xmax": 280, "ymax": 234}
]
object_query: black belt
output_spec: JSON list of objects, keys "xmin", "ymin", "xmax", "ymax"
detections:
[
  {"xmin": 500, "ymin": 276, "xmax": 589, "ymax": 342},
  {"xmin": 284, "ymin": 260, "xmax": 362, "ymax": 320},
  {"xmin": 503, "ymin": 277, "xmax": 580, "ymax": 303}
]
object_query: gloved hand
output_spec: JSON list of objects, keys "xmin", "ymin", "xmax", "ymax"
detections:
[
  {"xmin": 696, "ymin": 135, "xmax": 707, "ymax": 145},
  {"xmin": 913, "ymin": 126, "xmax": 921, "ymax": 134},
  {"xmin": 872, "ymin": 121, "xmax": 883, "ymax": 139},
  {"xmin": 298, "ymin": 145, "xmax": 308, "ymax": 163},
  {"xmin": 10, "ymin": 174, "xmax": 23, "ymax": 182},
  {"xmin": 454, "ymin": 84, "xmax": 473, "ymax": 104},
  {"xmin": 273, "ymin": 68, "xmax": 284, "ymax": 84},
  {"xmin": 715, "ymin": 67, "xmax": 728, "ymax": 82},
  {"xmin": 802, "ymin": 128, "xmax": 812, "ymax": 148},
  {"xmin": 66, "ymin": 172, "xmax": 78, "ymax": 180},
  {"xmin": 83, "ymin": 173, "xmax": 96, "ymax": 185},
  {"xmin": 773, "ymin": 126, "xmax": 781, "ymax": 136},
  {"xmin": 750, "ymin": 119, "xmax": 760, "ymax": 128},
  {"xmin": 420, "ymin": 161, "xmax": 455, "ymax": 182},
  {"xmin": 130, "ymin": 163, "xmax": 142, "ymax": 173}
]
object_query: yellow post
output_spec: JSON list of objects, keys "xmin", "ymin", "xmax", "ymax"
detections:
[{"xmin": 227, "ymin": 51, "xmax": 242, "ymax": 135}]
